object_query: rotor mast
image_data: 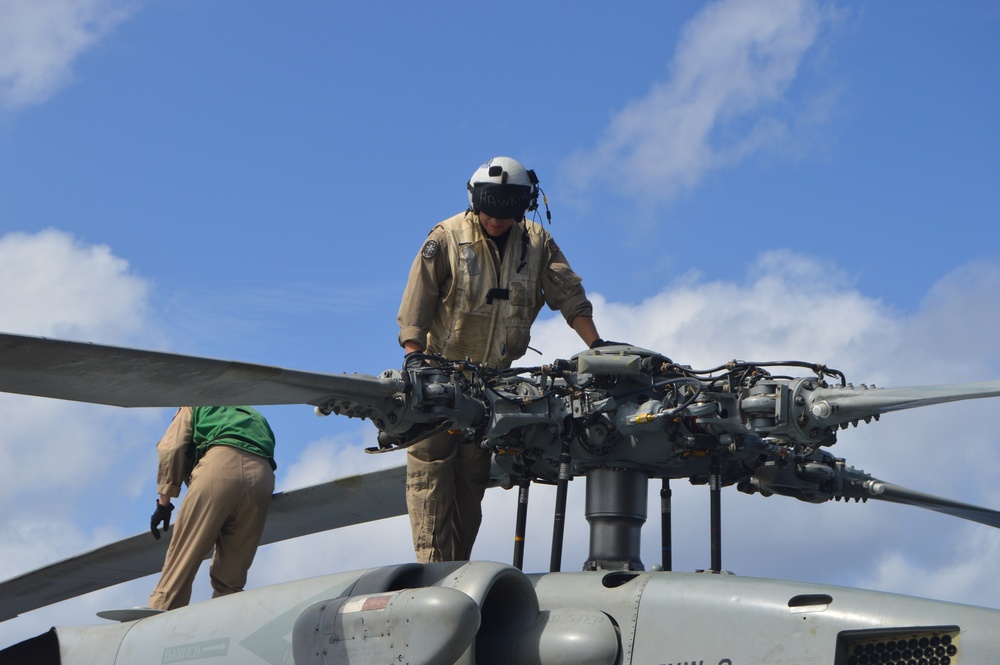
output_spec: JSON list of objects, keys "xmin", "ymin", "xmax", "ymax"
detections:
[{"xmin": 582, "ymin": 468, "xmax": 649, "ymax": 571}]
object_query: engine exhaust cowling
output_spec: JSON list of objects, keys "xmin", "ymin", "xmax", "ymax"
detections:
[{"xmin": 293, "ymin": 587, "xmax": 480, "ymax": 665}]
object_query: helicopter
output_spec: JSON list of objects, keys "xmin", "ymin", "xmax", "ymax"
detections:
[{"xmin": 1, "ymin": 330, "xmax": 999, "ymax": 664}]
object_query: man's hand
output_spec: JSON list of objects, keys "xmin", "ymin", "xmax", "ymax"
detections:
[
  {"xmin": 404, "ymin": 350, "xmax": 430, "ymax": 371},
  {"xmin": 150, "ymin": 501, "xmax": 174, "ymax": 540},
  {"xmin": 589, "ymin": 338, "xmax": 631, "ymax": 349}
]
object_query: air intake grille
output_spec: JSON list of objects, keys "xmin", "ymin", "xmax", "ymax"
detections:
[{"xmin": 837, "ymin": 626, "xmax": 959, "ymax": 665}]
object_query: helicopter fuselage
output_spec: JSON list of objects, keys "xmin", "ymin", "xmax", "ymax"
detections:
[{"xmin": 4, "ymin": 561, "xmax": 993, "ymax": 665}]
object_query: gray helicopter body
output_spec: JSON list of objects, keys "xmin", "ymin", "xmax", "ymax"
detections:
[{"xmin": 7, "ymin": 561, "xmax": 995, "ymax": 665}]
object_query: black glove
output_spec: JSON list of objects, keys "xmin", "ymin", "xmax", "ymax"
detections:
[
  {"xmin": 589, "ymin": 338, "xmax": 630, "ymax": 349},
  {"xmin": 404, "ymin": 351, "xmax": 429, "ymax": 371},
  {"xmin": 150, "ymin": 501, "xmax": 174, "ymax": 540}
]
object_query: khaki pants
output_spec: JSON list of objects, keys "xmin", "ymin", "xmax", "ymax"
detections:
[
  {"xmin": 406, "ymin": 431, "xmax": 492, "ymax": 562},
  {"xmin": 149, "ymin": 445, "xmax": 274, "ymax": 610}
]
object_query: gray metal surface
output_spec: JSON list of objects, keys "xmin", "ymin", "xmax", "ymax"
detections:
[
  {"xmin": 820, "ymin": 381, "xmax": 1000, "ymax": 416},
  {"xmin": 865, "ymin": 480, "xmax": 1000, "ymax": 527},
  {"xmin": 292, "ymin": 588, "xmax": 481, "ymax": 665},
  {"xmin": 12, "ymin": 563, "xmax": 995, "ymax": 665},
  {"xmin": 0, "ymin": 332, "xmax": 399, "ymax": 408},
  {"xmin": 0, "ymin": 465, "xmax": 406, "ymax": 621}
]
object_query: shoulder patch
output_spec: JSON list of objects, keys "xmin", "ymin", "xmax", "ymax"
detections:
[
  {"xmin": 421, "ymin": 239, "xmax": 440, "ymax": 260},
  {"xmin": 548, "ymin": 238, "xmax": 560, "ymax": 253}
]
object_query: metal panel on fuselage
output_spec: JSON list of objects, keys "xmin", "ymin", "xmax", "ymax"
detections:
[
  {"xmin": 112, "ymin": 570, "xmax": 367, "ymax": 665},
  {"xmin": 532, "ymin": 570, "xmax": 1000, "ymax": 664},
  {"xmin": 634, "ymin": 572, "xmax": 998, "ymax": 664}
]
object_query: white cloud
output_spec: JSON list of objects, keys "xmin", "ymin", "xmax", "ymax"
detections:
[
  {"xmin": 277, "ymin": 430, "xmax": 399, "ymax": 493},
  {"xmin": 860, "ymin": 528, "xmax": 1000, "ymax": 611},
  {"xmin": 0, "ymin": 228, "xmax": 152, "ymax": 342},
  {"xmin": 562, "ymin": 0, "xmax": 840, "ymax": 204},
  {"xmin": 532, "ymin": 249, "xmax": 897, "ymax": 376},
  {"xmin": 0, "ymin": 0, "xmax": 135, "ymax": 110},
  {"xmin": 908, "ymin": 261, "xmax": 1000, "ymax": 377}
]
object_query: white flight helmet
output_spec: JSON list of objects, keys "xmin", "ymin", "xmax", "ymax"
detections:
[{"xmin": 466, "ymin": 156, "xmax": 539, "ymax": 220}]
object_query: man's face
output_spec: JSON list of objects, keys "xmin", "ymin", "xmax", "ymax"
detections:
[{"xmin": 479, "ymin": 213, "xmax": 516, "ymax": 237}]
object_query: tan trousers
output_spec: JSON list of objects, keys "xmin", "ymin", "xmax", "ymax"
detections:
[
  {"xmin": 149, "ymin": 445, "xmax": 274, "ymax": 610},
  {"xmin": 405, "ymin": 431, "xmax": 492, "ymax": 562}
]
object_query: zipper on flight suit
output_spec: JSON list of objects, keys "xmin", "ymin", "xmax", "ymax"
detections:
[{"xmin": 484, "ymin": 235, "xmax": 510, "ymax": 305}]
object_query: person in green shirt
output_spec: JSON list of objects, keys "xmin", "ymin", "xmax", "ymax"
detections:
[{"xmin": 148, "ymin": 406, "xmax": 277, "ymax": 610}]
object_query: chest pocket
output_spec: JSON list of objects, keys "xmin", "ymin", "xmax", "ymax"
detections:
[
  {"xmin": 460, "ymin": 244, "xmax": 481, "ymax": 277},
  {"xmin": 507, "ymin": 278, "xmax": 534, "ymax": 320},
  {"xmin": 502, "ymin": 243, "xmax": 541, "ymax": 361}
]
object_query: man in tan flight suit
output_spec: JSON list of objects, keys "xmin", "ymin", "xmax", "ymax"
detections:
[
  {"xmin": 148, "ymin": 405, "xmax": 276, "ymax": 610},
  {"xmin": 397, "ymin": 156, "xmax": 609, "ymax": 563}
]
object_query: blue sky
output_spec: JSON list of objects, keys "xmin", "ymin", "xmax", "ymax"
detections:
[{"xmin": 1, "ymin": 0, "xmax": 999, "ymax": 647}]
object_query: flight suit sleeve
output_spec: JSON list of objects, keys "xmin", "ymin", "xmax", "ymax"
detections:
[
  {"xmin": 156, "ymin": 406, "xmax": 194, "ymax": 498},
  {"xmin": 540, "ymin": 235, "xmax": 593, "ymax": 325},
  {"xmin": 398, "ymin": 226, "xmax": 451, "ymax": 350}
]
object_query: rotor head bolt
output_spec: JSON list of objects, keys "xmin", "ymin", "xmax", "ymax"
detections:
[
  {"xmin": 794, "ymin": 395, "xmax": 805, "ymax": 406},
  {"xmin": 811, "ymin": 401, "xmax": 832, "ymax": 418},
  {"xmin": 393, "ymin": 394, "xmax": 405, "ymax": 406}
]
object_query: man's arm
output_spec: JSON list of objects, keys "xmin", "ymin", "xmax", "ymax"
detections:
[
  {"xmin": 571, "ymin": 315, "xmax": 600, "ymax": 348},
  {"xmin": 398, "ymin": 227, "xmax": 450, "ymax": 354},
  {"xmin": 156, "ymin": 406, "xmax": 194, "ymax": 503}
]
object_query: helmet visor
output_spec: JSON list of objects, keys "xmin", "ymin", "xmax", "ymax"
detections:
[{"xmin": 471, "ymin": 182, "xmax": 532, "ymax": 220}]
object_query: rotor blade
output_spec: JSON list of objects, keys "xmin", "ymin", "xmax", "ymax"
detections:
[
  {"xmin": 811, "ymin": 381, "xmax": 1000, "ymax": 425},
  {"xmin": 0, "ymin": 332, "xmax": 402, "ymax": 409},
  {"xmin": 750, "ymin": 458, "xmax": 1000, "ymax": 529},
  {"xmin": 843, "ymin": 478, "xmax": 1000, "ymax": 529},
  {"xmin": 0, "ymin": 465, "xmax": 406, "ymax": 622}
]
